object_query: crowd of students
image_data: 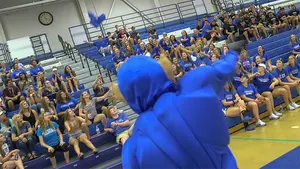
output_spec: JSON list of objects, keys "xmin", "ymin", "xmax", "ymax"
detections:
[
  {"xmin": 0, "ymin": 3, "xmax": 299, "ymax": 169},
  {"xmin": 0, "ymin": 57, "xmax": 133, "ymax": 168}
]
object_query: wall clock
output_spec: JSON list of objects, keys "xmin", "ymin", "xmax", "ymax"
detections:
[{"xmin": 38, "ymin": 12, "xmax": 54, "ymax": 26}]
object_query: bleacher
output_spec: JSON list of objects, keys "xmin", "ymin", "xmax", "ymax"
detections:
[{"xmin": 1, "ymin": 0, "xmax": 300, "ymax": 168}]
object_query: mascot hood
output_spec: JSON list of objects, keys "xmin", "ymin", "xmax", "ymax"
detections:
[{"xmin": 117, "ymin": 56, "xmax": 175, "ymax": 114}]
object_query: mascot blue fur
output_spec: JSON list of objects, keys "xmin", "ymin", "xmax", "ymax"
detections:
[
  {"xmin": 88, "ymin": 11, "xmax": 106, "ymax": 27},
  {"xmin": 112, "ymin": 51, "xmax": 239, "ymax": 169}
]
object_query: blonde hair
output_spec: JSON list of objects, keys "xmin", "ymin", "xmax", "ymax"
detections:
[
  {"xmin": 19, "ymin": 100, "xmax": 32, "ymax": 116},
  {"xmin": 80, "ymin": 91, "xmax": 92, "ymax": 106},
  {"xmin": 38, "ymin": 113, "xmax": 54, "ymax": 133},
  {"xmin": 12, "ymin": 114, "xmax": 23, "ymax": 135}
]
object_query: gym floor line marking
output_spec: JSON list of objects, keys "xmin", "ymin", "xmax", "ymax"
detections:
[{"xmin": 232, "ymin": 137, "xmax": 300, "ymax": 143}]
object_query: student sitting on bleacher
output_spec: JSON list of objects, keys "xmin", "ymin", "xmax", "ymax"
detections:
[
  {"xmin": 11, "ymin": 114, "xmax": 37, "ymax": 160},
  {"xmin": 51, "ymin": 67, "xmax": 68, "ymax": 94},
  {"xmin": 79, "ymin": 91, "xmax": 109, "ymax": 126},
  {"xmin": 148, "ymin": 25, "xmax": 157, "ymax": 39},
  {"xmin": 251, "ymin": 64, "xmax": 295, "ymax": 112},
  {"xmin": 231, "ymin": 63, "xmax": 244, "ymax": 90},
  {"xmin": 10, "ymin": 63, "xmax": 27, "ymax": 83},
  {"xmin": 202, "ymin": 20, "xmax": 214, "ymax": 40},
  {"xmin": 220, "ymin": 82, "xmax": 257, "ymax": 131},
  {"xmin": 19, "ymin": 101, "xmax": 39, "ymax": 132},
  {"xmin": 13, "ymin": 59, "xmax": 25, "ymax": 71},
  {"xmin": 29, "ymin": 59, "xmax": 44, "ymax": 83},
  {"xmin": 239, "ymin": 49, "xmax": 253, "ymax": 74},
  {"xmin": 129, "ymin": 26, "xmax": 141, "ymax": 45},
  {"xmin": 180, "ymin": 30, "xmax": 192, "ymax": 47},
  {"xmin": 289, "ymin": 4, "xmax": 300, "ymax": 28},
  {"xmin": 3, "ymin": 79, "xmax": 24, "ymax": 111},
  {"xmin": 0, "ymin": 134, "xmax": 24, "ymax": 169},
  {"xmin": 267, "ymin": 9, "xmax": 281, "ymax": 35},
  {"xmin": 289, "ymin": 34, "xmax": 300, "ymax": 58},
  {"xmin": 238, "ymin": 20, "xmax": 252, "ymax": 44},
  {"xmin": 0, "ymin": 110, "xmax": 14, "ymax": 150},
  {"xmin": 238, "ymin": 74, "xmax": 278, "ymax": 126},
  {"xmin": 41, "ymin": 80, "xmax": 59, "ymax": 101},
  {"xmin": 41, "ymin": 97, "xmax": 58, "ymax": 123},
  {"xmin": 273, "ymin": 59, "xmax": 300, "ymax": 108},
  {"xmin": 277, "ymin": 7, "xmax": 291, "ymax": 31},
  {"xmin": 113, "ymin": 48, "xmax": 127, "ymax": 70},
  {"xmin": 225, "ymin": 18, "xmax": 238, "ymax": 43},
  {"xmin": 172, "ymin": 62, "xmax": 184, "ymax": 81},
  {"xmin": 56, "ymin": 91, "xmax": 79, "ymax": 132},
  {"xmin": 37, "ymin": 113, "xmax": 69, "ymax": 168},
  {"xmin": 93, "ymin": 74, "xmax": 114, "ymax": 114},
  {"xmin": 104, "ymin": 106, "xmax": 133, "ymax": 145},
  {"xmin": 64, "ymin": 109, "xmax": 97, "ymax": 159},
  {"xmin": 179, "ymin": 50, "xmax": 196, "ymax": 72},
  {"xmin": 17, "ymin": 73, "xmax": 32, "ymax": 97},
  {"xmin": 26, "ymin": 86, "xmax": 42, "ymax": 113},
  {"xmin": 286, "ymin": 55, "xmax": 300, "ymax": 80},
  {"xmin": 64, "ymin": 65, "xmax": 79, "ymax": 93},
  {"xmin": 0, "ymin": 63, "xmax": 11, "ymax": 86}
]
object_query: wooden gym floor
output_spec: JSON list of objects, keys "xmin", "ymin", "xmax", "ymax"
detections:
[{"xmin": 230, "ymin": 103, "xmax": 300, "ymax": 169}]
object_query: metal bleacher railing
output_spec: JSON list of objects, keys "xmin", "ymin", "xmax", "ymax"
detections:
[
  {"xmin": 68, "ymin": 0, "xmax": 205, "ymax": 45},
  {"xmin": 0, "ymin": 43, "xmax": 12, "ymax": 65},
  {"xmin": 211, "ymin": 0, "xmax": 279, "ymax": 12}
]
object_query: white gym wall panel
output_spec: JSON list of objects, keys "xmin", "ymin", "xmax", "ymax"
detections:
[{"xmin": 0, "ymin": 0, "xmax": 82, "ymax": 52}]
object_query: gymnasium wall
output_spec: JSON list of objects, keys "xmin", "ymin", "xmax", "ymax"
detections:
[
  {"xmin": 0, "ymin": 0, "xmax": 83, "ymax": 52},
  {"xmin": 0, "ymin": 0, "xmax": 217, "ymax": 53}
]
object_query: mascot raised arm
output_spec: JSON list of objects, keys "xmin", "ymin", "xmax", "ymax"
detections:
[{"xmin": 112, "ymin": 51, "xmax": 239, "ymax": 169}]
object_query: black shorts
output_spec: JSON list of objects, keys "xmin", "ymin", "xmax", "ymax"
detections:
[{"xmin": 47, "ymin": 142, "xmax": 69, "ymax": 158}]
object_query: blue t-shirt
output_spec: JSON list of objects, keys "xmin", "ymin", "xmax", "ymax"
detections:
[
  {"xmin": 240, "ymin": 58, "xmax": 252, "ymax": 73},
  {"xmin": 253, "ymin": 72, "xmax": 275, "ymax": 93},
  {"xmin": 231, "ymin": 72, "xmax": 243, "ymax": 90},
  {"xmin": 180, "ymin": 60, "xmax": 194, "ymax": 72},
  {"xmin": 202, "ymin": 25, "xmax": 212, "ymax": 37},
  {"xmin": 171, "ymin": 40, "xmax": 180, "ymax": 47},
  {"xmin": 136, "ymin": 47, "xmax": 146, "ymax": 55},
  {"xmin": 192, "ymin": 33, "xmax": 202, "ymax": 41},
  {"xmin": 237, "ymin": 83, "xmax": 258, "ymax": 100},
  {"xmin": 181, "ymin": 35, "xmax": 191, "ymax": 47},
  {"xmin": 29, "ymin": 65, "xmax": 44, "ymax": 76},
  {"xmin": 272, "ymin": 68, "xmax": 289, "ymax": 82},
  {"xmin": 256, "ymin": 53, "xmax": 269, "ymax": 63},
  {"xmin": 286, "ymin": 63, "xmax": 300, "ymax": 78},
  {"xmin": 51, "ymin": 72, "xmax": 65, "ymax": 85},
  {"xmin": 159, "ymin": 39, "xmax": 171, "ymax": 51},
  {"xmin": 10, "ymin": 69, "xmax": 26, "ymax": 79},
  {"xmin": 219, "ymin": 89, "xmax": 237, "ymax": 108},
  {"xmin": 56, "ymin": 98, "xmax": 78, "ymax": 113},
  {"xmin": 151, "ymin": 47, "xmax": 160, "ymax": 58},
  {"xmin": 105, "ymin": 112, "xmax": 130, "ymax": 135},
  {"xmin": 290, "ymin": 42, "xmax": 300, "ymax": 52},
  {"xmin": 37, "ymin": 122, "xmax": 60, "ymax": 147},
  {"xmin": 113, "ymin": 55, "xmax": 126, "ymax": 64}
]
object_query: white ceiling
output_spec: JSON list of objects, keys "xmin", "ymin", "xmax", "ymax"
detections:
[{"xmin": 0, "ymin": 0, "xmax": 45, "ymax": 9}]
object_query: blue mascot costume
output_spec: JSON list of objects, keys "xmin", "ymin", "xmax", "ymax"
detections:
[{"xmin": 113, "ymin": 51, "xmax": 239, "ymax": 169}]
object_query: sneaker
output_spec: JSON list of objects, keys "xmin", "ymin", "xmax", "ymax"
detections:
[
  {"xmin": 269, "ymin": 113, "xmax": 280, "ymax": 120},
  {"xmin": 256, "ymin": 120, "xmax": 266, "ymax": 127},
  {"xmin": 245, "ymin": 125, "xmax": 255, "ymax": 131},
  {"xmin": 242, "ymin": 116, "xmax": 252, "ymax": 123},
  {"xmin": 273, "ymin": 111, "xmax": 283, "ymax": 116},
  {"xmin": 292, "ymin": 102, "xmax": 300, "ymax": 109},
  {"xmin": 287, "ymin": 104, "xmax": 296, "ymax": 111}
]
